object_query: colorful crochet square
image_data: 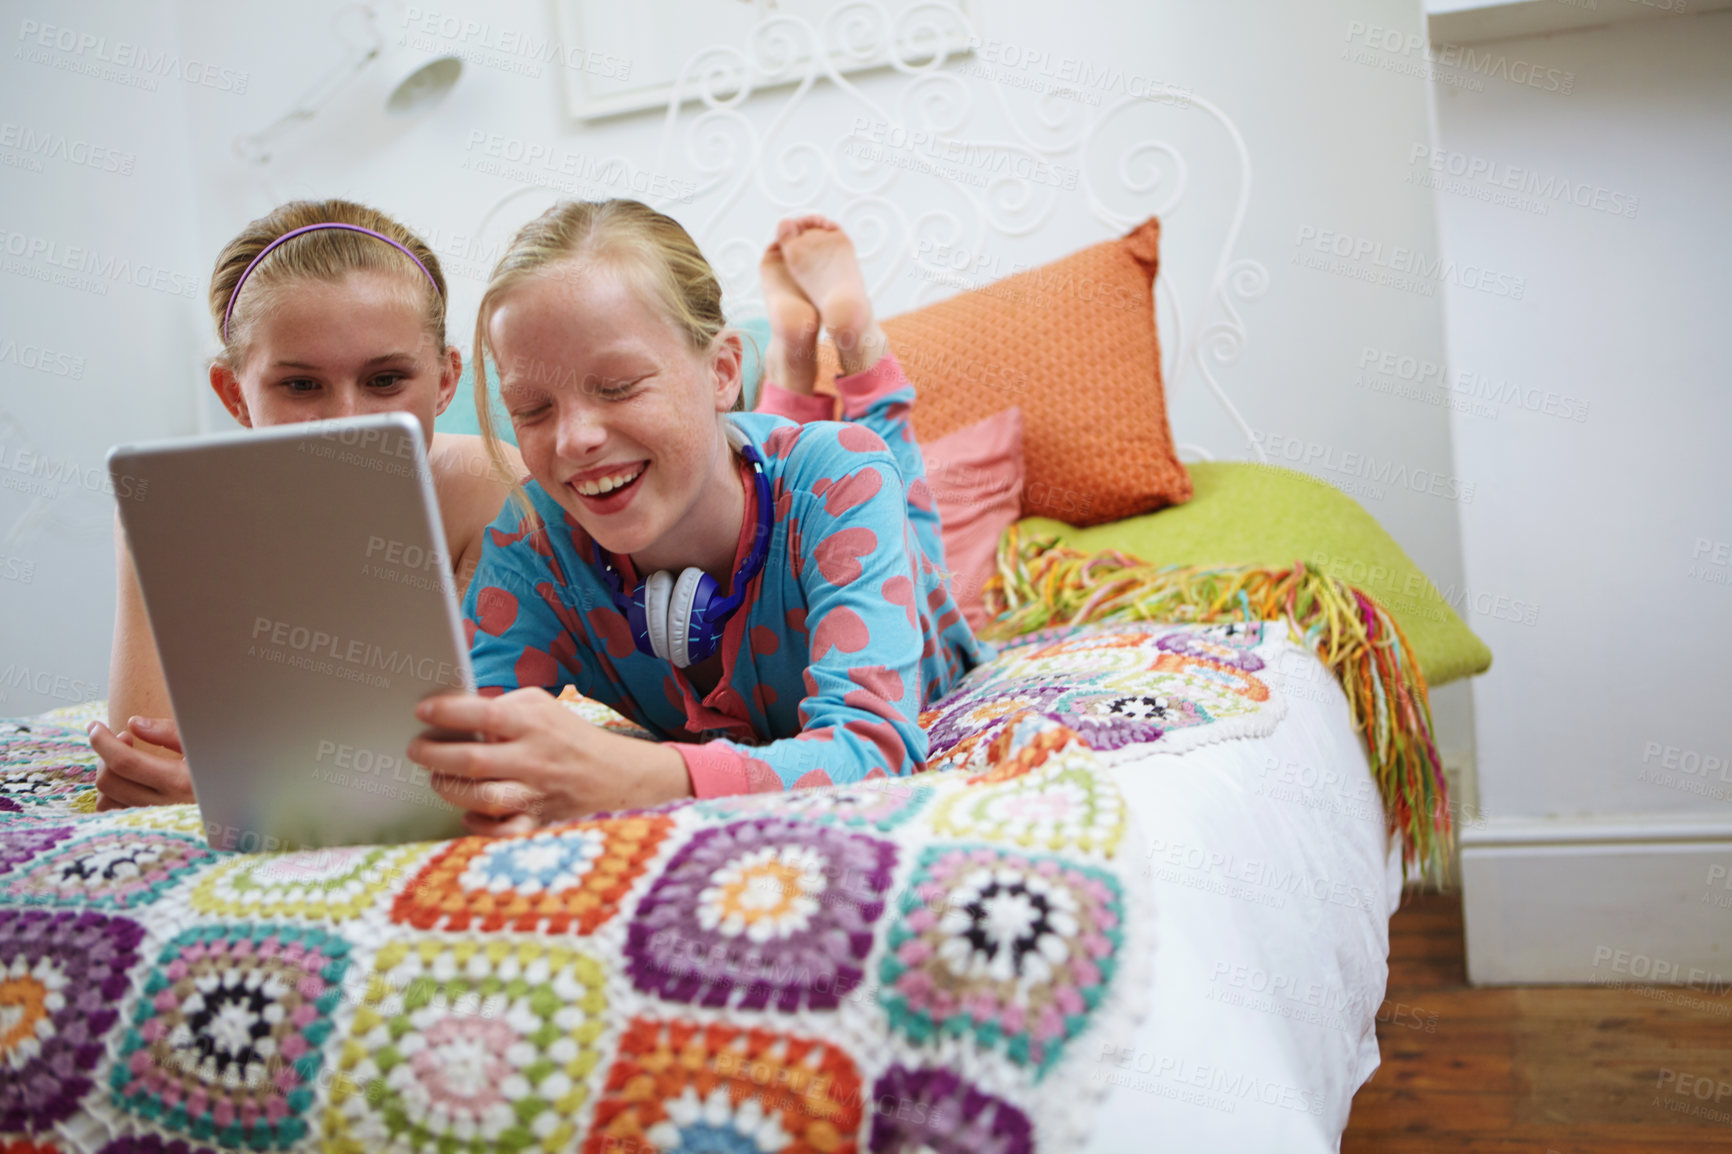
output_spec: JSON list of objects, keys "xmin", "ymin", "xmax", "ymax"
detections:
[
  {"xmin": 0, "ymin": 724, "xmax": 99, "ymax": 815},
  {"xmin": 1155, "ymin": 621, "xmax": 1267, "ymax": 670},
  {"xmin": 95, "ymin": 1139, "xmax": 218, "ymax": 1154},
  {"xmin": 557, "ymin": 686, "xmax": 655, "ymax": 740},
  {"xmin": 391, "ymin": 813, "xmax": 672, "ymax": 934},
  {"xmin": 625, "ymin": 817, "xmax": 896, "ymax": 1012},
  {"xmin": 695, "ymin": 777, "xmax": 933, "ymax": 832},
  {"xmin": 878, "ymin": 845, "xmax": 1125, "ymax": 1077},
  {"xmin": 0, "ymin": 908, "xmax": 144, "ymax": 1133},
  {"xmin": 920, "ymin": 622, "xmax": 1278, "ymax": 770},
  {"xmin": 110, "ymin": 804, "xmax": 210, "ymax": 838},
  {"xmin": 325, "ymin": 938, "xmax": 608, "ymax": 1153},
  {"xmin": 190, "ymin": 844, "xmax": 427, "ymax": 922},
  {"xmin": 0, "ymin": 826, "xmax": 74, "ymax": 875},
  {"xmin": 919, "ymin": 687, "xmax": 1068, "ymax": 771},
  {"xmin": 968, "ymin": 715, "xmax": 1090, "ymax": 786},
  {"xmin": 109, "ymin": 923, "xmax": 351, "ymax": 1150},
  {"xmin": 931, "ymin": 747, "xmax": 1126, "ymax": 856},
  {"xmin": 1148, "ymin": 652, "xmax": 1269, "ymax": 709},
  {"xmin": 867, "ymin": 1066, "xmax": 1033, "ymax": 1154},
  {"xmin": 3, "ymin": 831, "xmax": 217, "ymax": 910},
  {"xmin": 584, "ymin": 1018, "xmax": 863, "ymax": 1154}
]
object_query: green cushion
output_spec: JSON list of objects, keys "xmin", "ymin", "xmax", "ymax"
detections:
[
  {"xmin": 1016, "ymin": 462, "xmax": 1493, "ymax": 685},
  {"xmin": 435, "ymin": 317, "xmax": 775, "ymax": 445}
]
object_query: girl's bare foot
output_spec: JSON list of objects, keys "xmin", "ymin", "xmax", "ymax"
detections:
[
  {"xmin": 759, "ymin": 235, "xmax": 821, "ymax": 397},
  {"xmin": 779, "ymin": 216, "xmax": 888, "ymax": 375}
]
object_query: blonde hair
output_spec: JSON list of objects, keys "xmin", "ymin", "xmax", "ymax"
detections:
[
  {"xmin": 471, "ymin": 199, "xmax": 739, "ymax": 523},
  {"xmin": 209, "ymin": 199, "xmax": 447, "ymax": 368}
]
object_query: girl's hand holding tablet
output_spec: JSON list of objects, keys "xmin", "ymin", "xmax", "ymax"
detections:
[{"xmin": 409, "ymin": 689, "xmax": 691, "ymax": 835}]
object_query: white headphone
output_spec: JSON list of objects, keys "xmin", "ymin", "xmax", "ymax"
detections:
[{"xmin": 640, "ymin": 568, "xmax": 714, "ymax": 669}]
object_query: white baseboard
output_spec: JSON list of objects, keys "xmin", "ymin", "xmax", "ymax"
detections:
[{"xmin": 1460, "ymin": 813, "xmax": 1732, "ymax": 986}]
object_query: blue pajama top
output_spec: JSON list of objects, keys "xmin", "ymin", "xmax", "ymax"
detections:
[{"xmin": 460, "ymin": 355, "xmax": 986, "ymax": 797}]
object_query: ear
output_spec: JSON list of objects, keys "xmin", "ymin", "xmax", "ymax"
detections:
[
  {"xmin": 434, "ymin": 344, "xmax": 462, "ymax": 417},
  {"xmin": 209, "ymin": 362, "xmax": 252, "ymax": 427},
  {"xmin": 708, "ymin": 329, "xmax": 744, "ymax": 413}
]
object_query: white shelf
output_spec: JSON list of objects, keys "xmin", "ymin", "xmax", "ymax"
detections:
[{"xmin": 1426, "ymin": 0, "xmax": 1732, "ymax": 45}]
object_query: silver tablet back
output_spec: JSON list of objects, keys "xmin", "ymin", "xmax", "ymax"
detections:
[{"xmin": 109, "ymin": 412, "xmax": 471, "ymax": 849}]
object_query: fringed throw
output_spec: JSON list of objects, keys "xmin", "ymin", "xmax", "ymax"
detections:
[{"xmin": 980, "ymin": 525, "xmax": 1451, "ymax": 882}]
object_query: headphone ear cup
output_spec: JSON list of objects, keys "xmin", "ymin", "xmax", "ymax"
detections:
[
  {"xmin": 643, "ymin": 570, "xmax": 674, "ymax": 662},
  {"xmin": 668, "ymin": 567, "xmax": 717, "ymax": 668}
]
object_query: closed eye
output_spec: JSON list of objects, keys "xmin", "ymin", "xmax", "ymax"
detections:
[{"xmin": 595, "ymin": 375, "xmax": 648, "ymax": 400}]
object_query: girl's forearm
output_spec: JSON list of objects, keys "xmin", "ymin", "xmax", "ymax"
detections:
[
  {"xmin": 108, "ymin": 516, "xmax": 176, "ymax": 751},
  {"xmin": 594, "ymin": 730, "xmax": 694, "ymax": 812}
]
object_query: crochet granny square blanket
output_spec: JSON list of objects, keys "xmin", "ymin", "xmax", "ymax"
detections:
[{"xmin": 0, "ymin": 621, "xmax": 1296, "ymax": 1152}]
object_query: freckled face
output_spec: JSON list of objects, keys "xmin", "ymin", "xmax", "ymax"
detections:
[
  {"xmin": 488, "ymin": 264, "xmax": 741, "ymax": 564},
  {"xmin": 225, "ymin": 270, "xmax": 456, "ymax": 445}
]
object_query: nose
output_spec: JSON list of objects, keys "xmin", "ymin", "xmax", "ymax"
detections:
[
  {"xmin": 329, "ymin": 386, "xmax": 363, "ymax": 418},
  {"xmin": 554, "ymin": 405, "xmax": 607, "ymax": 460}
]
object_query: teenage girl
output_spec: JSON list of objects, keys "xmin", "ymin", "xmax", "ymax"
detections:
[
  {"xmin": 411, "ymin": 200, "xmax": 983, "ymax": 835},
  {"xmin": 91, "ymin": 200, "xmax": 522, "ymax": 809}
]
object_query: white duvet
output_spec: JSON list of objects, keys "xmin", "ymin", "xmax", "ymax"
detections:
[{"xmin": 1082, "ymin": 647, "xmax": 1404, "ymax": 1153}]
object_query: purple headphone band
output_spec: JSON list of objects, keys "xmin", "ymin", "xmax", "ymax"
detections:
[{"xmin": 220, "ymin": 222, "xmax": 443, "ymax": 342}]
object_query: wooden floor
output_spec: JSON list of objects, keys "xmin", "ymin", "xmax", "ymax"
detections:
[{"xmin": 1342, "ymin": 892, "xmax": 1732, "ymax": 1153}]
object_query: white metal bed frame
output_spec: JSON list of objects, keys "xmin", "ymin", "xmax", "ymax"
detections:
[
  {"xmin": 649, "ymin": 1, "xmax": 1270, "ymax": 465},
  {"xmin": 479, "ymin": 1, "xmax": 1269, "ymax": 464}
]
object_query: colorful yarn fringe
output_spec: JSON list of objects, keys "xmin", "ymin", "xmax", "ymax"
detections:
[{"xmin": 980, "ymin": 526, "xmax": 1451, "ymax": 883}]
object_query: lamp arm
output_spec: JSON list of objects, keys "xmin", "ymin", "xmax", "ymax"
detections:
[{"xmin": 231, "ymin": 4, "xmax": 384, "ymax": 165}]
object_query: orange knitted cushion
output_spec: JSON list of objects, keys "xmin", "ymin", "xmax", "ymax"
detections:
[{"xmin": 817, "ymin": 217, "xmax": 1189, "ymax": 525}]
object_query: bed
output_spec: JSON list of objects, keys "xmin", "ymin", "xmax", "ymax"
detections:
[
  {"xmin": 0, "ymin": 615, "xmax": 1408, "ymax": 1154},
  {"xmin": 0, "ymin": 6, "xmax": 1488, "ymax": 1151}
]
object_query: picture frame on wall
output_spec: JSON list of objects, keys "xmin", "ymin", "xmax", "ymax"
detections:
[{"xmin": 552, "ymin": 0, "xmax": 977, "ymax": 121}]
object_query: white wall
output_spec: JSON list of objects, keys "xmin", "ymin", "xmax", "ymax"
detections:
[
  {"xmin": 0, "ymin": 0, "xmax": 207, "ymax": 715},
  {"xmin": 1433, "ymin": 10, "xmax": 1732, "ymax": 819},
  {"xmin": 1426, "ymin": 6, "xmax": 1732, "ymax": 980},
  {"xmin": 2, "ymin": 0, "xmax": 1473, "ymax": 772}
]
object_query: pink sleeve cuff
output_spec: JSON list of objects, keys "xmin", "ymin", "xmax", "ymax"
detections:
[
  {"xmin": 756, "ymin": 381, "xmax": 836, "ymax": 424},
  {"xmin": 835, "ymin": 352, "xmax": 908, "ymax": 420},
  {"xmin": 669, "ymin": 741, "xmax": 753, "ymax": 799}
]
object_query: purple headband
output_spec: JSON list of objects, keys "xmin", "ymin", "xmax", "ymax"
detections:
[{"xmin": 221, "ymin": 222, "xmax": 442, "ymax": 342}]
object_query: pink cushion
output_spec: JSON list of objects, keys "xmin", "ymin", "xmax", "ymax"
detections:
[{"xmin": 922, "ymin": 407, "xmax": 1024, "ymax": 633}]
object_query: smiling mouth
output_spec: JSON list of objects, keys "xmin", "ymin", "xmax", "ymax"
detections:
[{"xmin": 570, "ymin": 462, "xmax": 647, "ymax": 497}]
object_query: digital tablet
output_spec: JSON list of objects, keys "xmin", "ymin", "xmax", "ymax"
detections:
[{"xmin": 109, "ymin": 412, "xmax": 471, "ymax": 849}]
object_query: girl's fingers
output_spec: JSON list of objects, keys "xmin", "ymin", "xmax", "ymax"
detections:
[
  {"xmin": 129, "ymin": 716, "xmax": 184, "ymax": 753},
  {"xmin": 428, "ymin": 772, "xmax": 538, "ymax": 818},
  {"xmin": 93, "ymin": 765, "xmax": 171, "ymax": 809},
  {"xmin": 462, "ymin": 811, "xmax": 538, "ymax": 838},
  {"xmin": 89, "ymin": 723, "xmax": 195, "ymax": 800},
  {"xmin": 405, "ymin": 732, "xmax": 506, "ymax": 780},
  {"xmin": 414, "ymin": 692, "xmax": 533, "ymax": 742},
  {"xmin": 88, "ymin": 722, "xmax": 135, "ymax": 765}
]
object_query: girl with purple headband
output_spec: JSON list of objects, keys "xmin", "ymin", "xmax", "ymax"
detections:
[{"xmin": 91, "ymin": 200, "xmax": 523, "ymax": 810}]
